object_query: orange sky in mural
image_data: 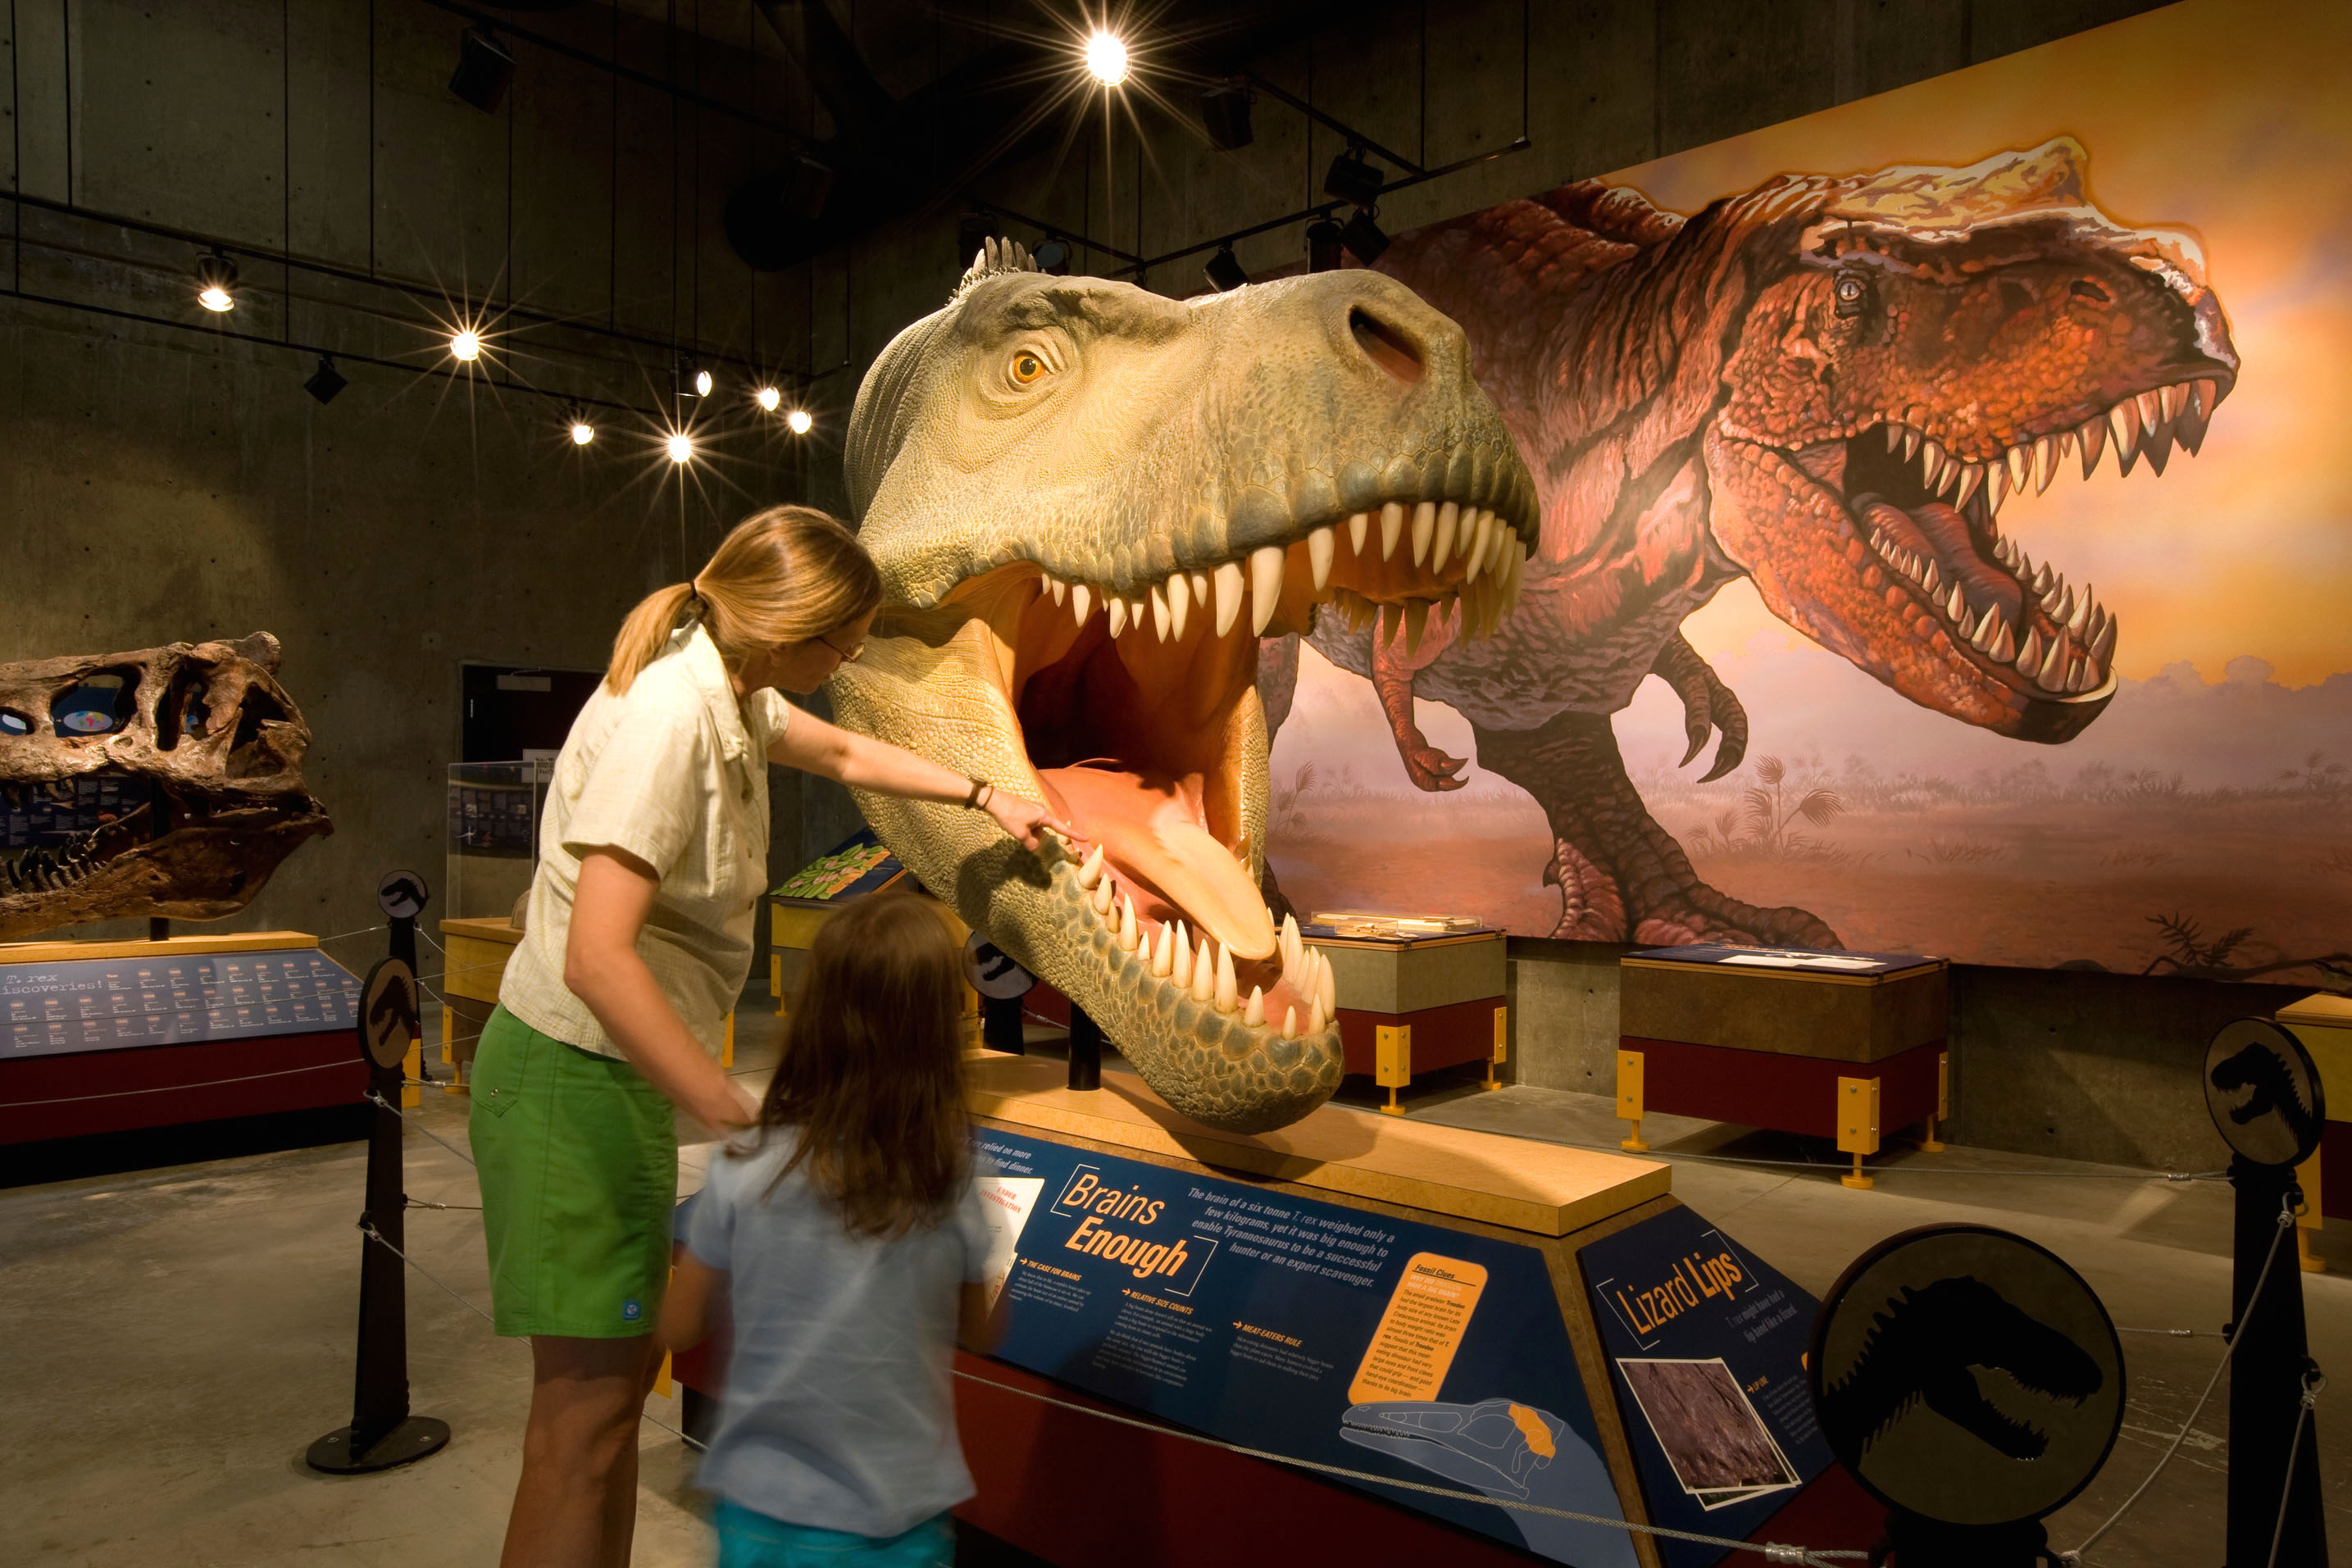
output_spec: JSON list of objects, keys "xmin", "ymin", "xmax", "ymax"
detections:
[{"xmin": 1604, "ymin": 0, "xmax": 2352, "ymax": 688}]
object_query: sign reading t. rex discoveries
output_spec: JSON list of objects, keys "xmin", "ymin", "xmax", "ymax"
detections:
[
  {"xmin": 1267, "ymin": 0, "xmax": 2352, "ymax": 983},
  {"xmin": 971, "ymin": 1129, "xmax": 1640, "ymax": 1568}
]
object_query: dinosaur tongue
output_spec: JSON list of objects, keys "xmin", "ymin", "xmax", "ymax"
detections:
[
  {"xmin": 1856, "ymin": 496, "xmax": 2022, "ymax": 620},
  {"xmin": 1037, "ymin": 763, "xmax": 1277, "ymax": 961}
]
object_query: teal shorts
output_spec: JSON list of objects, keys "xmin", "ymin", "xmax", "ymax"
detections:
[
  {"xmin": 470, "ymin": 1005, "xmax": 677, "ymax": 1338},
  {"xmin": 715, "ymin": 1502, "xmax": 953, "ymax": 1568}
]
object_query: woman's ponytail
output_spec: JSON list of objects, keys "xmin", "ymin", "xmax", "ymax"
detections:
[{"xmin": 604, "ymin": 581, "xmax": 699, "ymax": 695}]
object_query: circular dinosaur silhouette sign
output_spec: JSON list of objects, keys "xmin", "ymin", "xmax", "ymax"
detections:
[
  {"xmin": 359, "ymin": 957, "xmax": 420, "ymax": 1071},
  {"xmin": 376, "ymin": 868, "xmax": 430, "ymax": 921},
  {"xmin": 2203, "ymin": 1017, "xmax": 2325, "ymax": 1169},
  {"xmin": 963, "ymin": 932, "xmax": 1035, "ymax": 1000},
  {"xmin": 1807, "ymin": 1225, "xmax": 2123, "ymax": 1527}
]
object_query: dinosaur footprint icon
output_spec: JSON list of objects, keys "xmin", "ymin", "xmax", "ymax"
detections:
[{"xmin": 1341, "ymin": 1398, "xmax": 1639, "ymax": 1567}]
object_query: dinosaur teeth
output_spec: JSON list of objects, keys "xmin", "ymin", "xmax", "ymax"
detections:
[
  {"xmin": 1954, "ymin": 465, "xmax": 1982, "ymax": 508},
  {"xmin": 1282, "ymin": 1005, "xmax": 1299, "ymax": 1041},
  {"xmin": 1047, "ymin": 576, "xmax": 1067, "ymax": 605},
  {"xmin": 2035, "ymin": 629, "xmax": 2069, "ymax": 689},
  {"xmin": 1151, "ymin": 920, "xmax": 1174, "ymax": 978},
  {"xmin": 1106, "ymin": 596, "xmax": 1128, "ymax": 637},
  {"xmin": 1944, "ymin": 581, "xmax": 1966, "ymax": 621},
  {"xmin": 1410, "ymin": 501, "xmax": 1435, "ymax": 566},
  {"xmin": 2033, "ymin": 435, "xmax": 2057, "ymax": 494},
  {"xmin": 2005, "ymin": 444, "xmax": 2031, "ymax": 492},
  {"xmin": 1244, "ymin": 985, "xmax": 1264, "ymax": 1027},
  {"xmin": 2014, "ymin": 625, "xmax": 2042, "ymax": 675},
  {"xmin": 2077, "ymin": 415, "xmax": 2107, "ymax": 478},
  {"xmin": 1307, "ymin": 525, "xmax": 1335, "ymax": 591},
  {"xmin": 1463, "ymin": 508, "xmax": 1493, "ymax": 582},
  {"xmin": 1431, "ymin": 502, "xmax": 1460, "ymax": 573},
  {"xmin": 1166, "ymin": 571, "xmax": 1191, "ymax": 640},
  {"xmin": 1070, "ymin": 583, "xmax": 1091, "ymax": 627},
  {"xmin": 1403, "ymin": 598, "xmax": 1431, "ymax": 656},
  {"xmin": 1149, "ymin": 581, "xmax": 1172, "ymax": 642},
  {"xmin": 1886, "ymin": 423, "xmax": 1905, "ymax": 452},
  {"xmin": 2067, "ymin": 583, "xmax": 2093, "ymax": 637},
  {"xmin": 1172, "ymin": 920, "xmax": 1192, "ymax": 986},
  {"xmin": 2193, "ymin": 378, "xmax": 2217, "ymax": 420},
  {"xmin": 2159, "ymin": 382, "xmax": 2185, "ymax": 422},
  {"xmin": 1346, "ymin": 511, "xmax": 1369, "ymax": 555},
  {"xmin": 1215, "ymin": 942, "xmax": 1237, "ymax": 1012},
  {"xmin": 1077, "ymin": 843, "xmax": 1105, "ymax": 889},
  {"xmin": 2107, "ymin": 402, "xmax": 2139, "ymax": 464},
  {"xmin": 1118, "ymin": 894, "xmax": 1139, "ymax": 951},
  {"xmin": 2136, "ymin": 389, "xmax": 2163, "ymax": 438},
  {"xmin": 1919, "ymin": 441, "xmax": 1944, "ymax": 491},
  {"xmin": 1902, "ymin": 426, "xmax": 1922, "ymax": 461},
  {"xmin": 1212, "ymin": 561, "xmax": 1244, "ymax": 637},
  {"xmin": 1249, "ymin": 545, "xmax": 1285, "ymax": 636},
  {"xmin": 1190, "ymin": 935, "xmax": 1217, "ymax": 1002}
]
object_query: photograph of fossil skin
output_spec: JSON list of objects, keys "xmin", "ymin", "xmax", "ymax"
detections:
[
  {"xmin": 1615, "ymin": 1357, "xmax": 1799, "ymax": 1508},
  {"xmin": 0, "ymin": 633, "xmax": 333, "ymax": 941}
]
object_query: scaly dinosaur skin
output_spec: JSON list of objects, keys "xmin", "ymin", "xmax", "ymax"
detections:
[
  {"xmin": 1299, "ymin": 140, "xmax": 2238, "ymax": 944},
  {"xmin": 835, "ymin": 242, "xmax": 1539, "ymax": 1133}
]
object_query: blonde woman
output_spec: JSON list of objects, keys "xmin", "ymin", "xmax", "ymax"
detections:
[{"xmin": 471, "ymin": 506, "xmax": 1066, "ymax": 1568}]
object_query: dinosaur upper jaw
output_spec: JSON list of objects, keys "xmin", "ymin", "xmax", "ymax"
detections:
[
  {"xmin": 832, "ymin": 487, "xmax": 1530, "ymax": 1133},
  {"xmin": 1705, "ymin": 369, "xmax": 2231, "ymax": 742}
]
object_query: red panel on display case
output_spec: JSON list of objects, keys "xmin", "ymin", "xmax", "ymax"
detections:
[{"xmin": 0, "ymin": 1029, "xmax": 365, "ymax": 1144}]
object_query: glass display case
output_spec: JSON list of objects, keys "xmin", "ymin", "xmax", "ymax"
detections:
[{"xmin": 445, "ymin": 759, "xmax": 552, "ymax": 921}]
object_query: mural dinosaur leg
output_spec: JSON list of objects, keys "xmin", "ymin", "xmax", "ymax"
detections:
[
  {"xmin": 1471, "ymin": 711, "xmax": 1840, "ymax": 948},
  {"xmin": 1649, "ymin": 632, "xmax": 1748, "ymax": 784}
]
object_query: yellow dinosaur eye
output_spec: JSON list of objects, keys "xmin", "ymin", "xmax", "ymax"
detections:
[{"xmin": 1011, "ymin": 351, "xmax": 1047, "ymax": 385}]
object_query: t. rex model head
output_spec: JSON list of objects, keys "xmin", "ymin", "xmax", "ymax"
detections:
[
  {"xmin": 1703, "ymin": 139, "xmax": 2236, "ymax": 740},
  {"xmin": 839, "ymin": 241, "xmax": 1537, "ymax": 1132},
  {"xmin": 0, "ymin": 633, "xmax": 333, "ymax": 939}
]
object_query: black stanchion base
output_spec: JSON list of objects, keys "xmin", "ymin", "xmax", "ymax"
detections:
[{"xmin": 305, "ymin": 1416, "xmax": 451, "ymax": 1475}]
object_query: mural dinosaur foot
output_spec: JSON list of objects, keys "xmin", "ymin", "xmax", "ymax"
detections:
[{"xmin": 1474, "ymin": 711, "xmax": 1838, "ymax": 948}]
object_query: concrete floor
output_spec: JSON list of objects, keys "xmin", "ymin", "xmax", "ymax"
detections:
[{"xmin": 2, "ymin": 1025, "xmax": 2342, "ymax": 1566}]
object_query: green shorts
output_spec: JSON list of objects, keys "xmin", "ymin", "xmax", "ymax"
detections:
[{"xmin": 471, "ymin": 1005, "xmax": 678, "ymax": 1338}]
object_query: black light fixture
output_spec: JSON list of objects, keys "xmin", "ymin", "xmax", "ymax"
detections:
[
  {"xmin": 1200, "ymin": 83, "xmax": 1254, "ymax": 151},
  {"xmin": 449, "ymin": 28, "xmax": 516, "ymax": 115},
  {"xmin": 1306, "ymin": 220, "xmax": 1345, "ymax": 274},
  {"xmin": 1203, "ymin": 245, "xmax": 1249, "ymax": 293},
  {"xmin": 303, "ymin": 354, "xmax": 347, "ymax": 406},
  {"xmin": 1033, "ymin": 238, "xmax": 1072, "ymax": 275},
  {"xmin": 721, "ymin": 155, "xmax": 837, "ymax": 271},
  {"xmin": 1340, "ymin": 208, "xmax": 1391, "ymax": 265},
  {"xmin": 677, "ymin": 354, "xmax": 712, "ymax": 399},
  {"xmin": 1323, "ymin": 148, "xmax": 1383, "ymax": 209}
]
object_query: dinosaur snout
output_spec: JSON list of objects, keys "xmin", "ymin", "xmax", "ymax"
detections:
[{"xmin": 1305, "ymin": 268, "xmax": 1470, "ymax": 391}]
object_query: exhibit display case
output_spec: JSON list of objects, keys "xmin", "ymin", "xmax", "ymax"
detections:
[{"xmin": 444, "ymin": 760, "xmax": 550, "ymax": 922}]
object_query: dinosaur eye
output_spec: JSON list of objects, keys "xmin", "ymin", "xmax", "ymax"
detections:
[
  {"xmin": 1010, "ymin": 351, "xmax": 1048, "ymax": 385},
  {"xmin": 1832, "ymin": 272, "xmax": 1870, "ymax": 317}
]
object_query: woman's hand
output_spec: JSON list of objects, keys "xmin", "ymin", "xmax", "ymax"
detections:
[{"xmin": 987, "ymin": 789, "xmax": 1075, "ymax": 852}]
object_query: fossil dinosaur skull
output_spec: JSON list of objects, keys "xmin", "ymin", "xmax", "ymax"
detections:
[
  {"xmin": 0, "ymin": 632, "xmax": 333, "ymax": 940},
  {"xmin": 835, "ymin": 241, "xmax": 1539, "ymax": 1132}
]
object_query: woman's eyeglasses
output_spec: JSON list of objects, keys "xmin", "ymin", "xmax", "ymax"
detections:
[{"xmin": 819, "ymin": 632, "xmax": 864, "ymax": 662}]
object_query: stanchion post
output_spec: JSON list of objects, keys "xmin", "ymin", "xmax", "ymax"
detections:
[
  {"xmin": 305, "ymin": 953, "xmax": 451, "ymax": 1474},
  {"xmin": 1067, "ymin": 1004, "xmax": 1103, "ymax": 1092},
  {"xmin": 2224, "ymin": 1163, "xmax": 2326, "ymax": 1566}
]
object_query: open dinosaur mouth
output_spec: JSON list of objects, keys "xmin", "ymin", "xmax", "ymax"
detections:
[
  {"xmin": 1778, "ymin": 373, "xmax": 2227, "ymax": 702},
  {"xmin": 927, "ymin": 492, "xmax": 1528, "ymax": 1042},
  {"xmin": 2, "ymin": 772, "xmax": 325, "ymax": 899}
]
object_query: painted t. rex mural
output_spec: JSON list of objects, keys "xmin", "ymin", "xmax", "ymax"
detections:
[
  {"xmin": 832, "ymin": 241, "xmax": 1537, "ymax": 1133},
  {"xmin": 1287, "ymin": 139, "xmax": 2238, "ymax": 945}
]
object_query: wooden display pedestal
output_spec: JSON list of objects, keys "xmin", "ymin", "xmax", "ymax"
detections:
[
  {"xmin": 2278, "ymin": 992, "xmax": 2350, "ymax": 1274},
  {"xmin": 951, "ymin": 1056, "xmax": 1877, "ymax": 1568},
  {"xmin": 1617, "ymin": 947, "xmax": 1949, "ymax": 1189},
  {"xmin": 1312, "ymin": 929, "xmax": 1508, "ymax": 1115},
  {"xmin": 0, "ymin": 929, "xmax": 366, "ymax": 1144},
  {"xmin": 439, "ymin": 916, "xmax": 734, "ymax": 1084}
]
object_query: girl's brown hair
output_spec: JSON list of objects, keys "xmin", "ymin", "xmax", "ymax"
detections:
[
  {"xmin": 750, "ymin": 893, "xmax": 970, "ymax": 1238},
  {"xmin": 605, "ymin": 505, "xmax": 883, "ymax": 694}
]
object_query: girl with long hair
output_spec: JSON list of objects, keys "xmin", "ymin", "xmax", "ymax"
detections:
[
  {"xmin": 658, "ymin": 893, "xmax": 993, "ymax": 1568},
  {"xmin": 472, "ymin": 506, "xmax": 1064, "ymax": 1567}
]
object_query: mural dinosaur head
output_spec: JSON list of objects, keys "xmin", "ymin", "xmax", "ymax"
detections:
[
  {"xmin": 1699, "ymin": 138, "xmax": 2237, "ymax": 741},
  {"xmin": 839, "ymin": 241, "xmax": 1538, "ymax": 1132},
  {"xmin": 0, "ymin": 633, "xmax": 333, "ymax": 940}
]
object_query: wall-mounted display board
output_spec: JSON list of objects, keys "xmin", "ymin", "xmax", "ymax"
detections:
[
  {"xmin": 1578, "ymin": 1206, "xmax": 1832, "ymax": 1565},
  {"xmin": 1267, "ymin": 0, "xmax": 2352, "ymax": 984},
  {"xmin": 3, "ymin": 946, "xmax": 357, "ymax": 1058}
]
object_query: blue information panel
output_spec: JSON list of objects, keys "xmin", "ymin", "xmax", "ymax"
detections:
[
  {"xmin": 2, "ymin": 949, "xmax": 360, "ymax": 1059},
  {"xmin": 1576, "ymin": 1207, "xmax": 1833, "ymax": 1566},
  {"xmin": 971, "ymin": 1129, "xmax": 1642, "ymax": 1566}
]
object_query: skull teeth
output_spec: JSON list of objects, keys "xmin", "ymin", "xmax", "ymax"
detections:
[{"xmin": 1065, "ymin": 861, "xmax": 1337, "ymax": 1034}]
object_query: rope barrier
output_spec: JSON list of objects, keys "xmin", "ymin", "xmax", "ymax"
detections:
[
  {"xmin": 366, "ymin": 1091, "xmax": 478, "ymax": 1168},
  {"xmin": 2265, "ymin": 1368, "xmax": 2325, "ymax": 1568},
  {"xmin": 2059, "ymin": 1193, "xmax": 2297, "ymax": 1564}
]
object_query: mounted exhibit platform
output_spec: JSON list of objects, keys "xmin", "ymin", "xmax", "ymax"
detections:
[
  {"xmin": 946, "ymin": 1054, "xmax": 1878, "ymax": 1567},
  {"xmin": 1616, "ymin": 946, "xmax": 1949, "ymax": 1188},
  {"xmin": 1304, "ymin": 925, "xmax": 1508, "ymax": 1114},
  {"xmin": 0, "ymin": 929, "xmax": 363, "ymax": 1143}
]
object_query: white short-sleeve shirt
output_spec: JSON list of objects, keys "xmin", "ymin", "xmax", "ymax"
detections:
[{"xmin": 499, "ymin": 623, "xmax": 790, "ymax": 1060}]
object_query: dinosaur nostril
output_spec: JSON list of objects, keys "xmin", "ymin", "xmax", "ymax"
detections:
[{"xmin": 1349, "ymin": 306, "xmax": 1425, "ymax": 385}]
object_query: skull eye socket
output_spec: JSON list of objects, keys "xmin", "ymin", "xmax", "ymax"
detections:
[
  {"xmin": 0, "ymin": 710, "xmax": 29, "ymax": 736},
  {"xmin": 158, "ymin": 666, "xmax": 212, "ymax": 750},
  {"xmin": 52, "ymin": 674, "xmax": 137, "ymax": 736}
]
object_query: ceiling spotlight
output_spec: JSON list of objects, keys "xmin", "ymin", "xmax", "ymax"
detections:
[
  {"xmin": 195, "ymin": 251, "xmax": 237, "ymax": 312},
  {"xmin": 1324, "ymin": 148, "xmax": 1384, "ymax": 210},
  {"xmin": 449, "ymin": 329, "xmax": 481, "ymax": 362},
  {"xmin": 786, "ymin": 408, "xmax": 813, "ymax": 436},
  {"xmin": 1200, "ymin": 83, "xmax": 1253, "ymax": 151},
  {"xmin": 666, "ymin": 432, "xmax": 694, "ymax": 464},
  {"xmin": 1203, "ymin": 245, "xmax": 1249, "ymax": 293},
  {"xmin": 449, "ymin": 28, "xmax": 516, "ymax": 115},
  {"xmin": 1033, "ymin": 238, "xmax": 1072, "ymax": 275},
  {"xmin": 303, "ymin": 355, "xmax": 347, "ymax": 406},
  {"xmin": 1084, "ymin": 32, "xmax": 1129, "ymax": 87},
  {"xmin": 566, "ymin": 407, "xmax": 594, "ymax": 446},
  {"xmin": 678, "ymin": 356, "xmax": 712, "ymax": 398},
  {"xmin": 1340, "ymin": 208, "xmax": 1391, "ymax": 265},
  {"xmin": 1306, "ymin": 220, "xmax": 1345, "ymax": 275},
  {"xmin": 755, "ymin": 384, "xmax": 781, "ymax": 412}
]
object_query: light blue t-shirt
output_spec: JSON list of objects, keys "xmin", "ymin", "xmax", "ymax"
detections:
[{"xmin": 685, "ymin": 1131, "xmax": 992, "ymax": 1538}]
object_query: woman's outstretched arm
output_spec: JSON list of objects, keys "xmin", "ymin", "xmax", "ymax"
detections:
[{"xmin": 768, "ymin": 707, "xmax": 1074, "ymax": 852}]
